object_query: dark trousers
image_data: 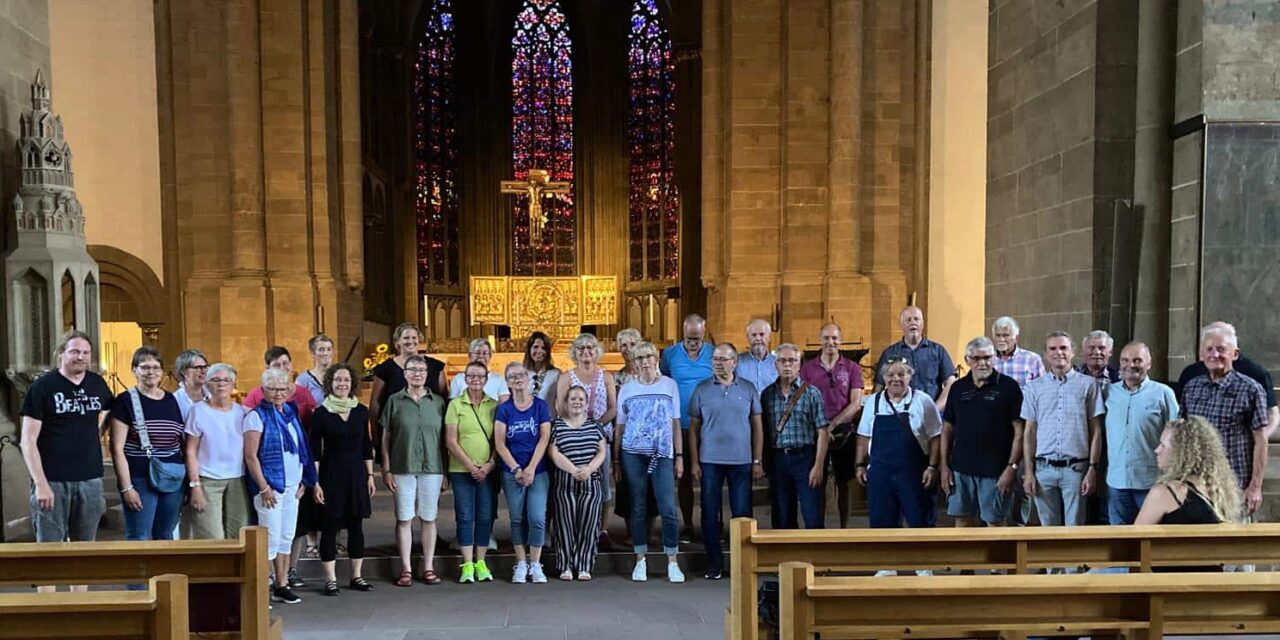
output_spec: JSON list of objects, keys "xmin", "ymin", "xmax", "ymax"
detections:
[
  {"xmin": 700, "ymin": 462, "xmax": 753, "ymax": 571},
  {"xmin": 768, "ymin": 447, "xmax": 824, "ymax": 529},
  {"xmin": 320, "ymin": 516, "xmax": 365, "ymax": 562}
]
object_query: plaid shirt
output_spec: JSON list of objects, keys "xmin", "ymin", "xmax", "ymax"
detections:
[
  {"xmin": 1182, "ymin": 370, "xmax": 1269, "ymax": 489},
  {"xmin": 761, "ymin": 378, "xmax": 829, "ymax": 449},
  {"xmin": 993, "ymin": 346, "xmax": 1045, "ymax": 389}
]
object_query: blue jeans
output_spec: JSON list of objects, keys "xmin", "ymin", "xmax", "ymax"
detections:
[
  {"xmin": 701, "ymin": 462, "xmax": 752, "ymax": 571},
  {"xmin": 124, "ymin": 478, "xmax": 183, "ymax": 542},
  {"xmin": 621, "ymin": 452, "xmax": 679, "ymax": 555},
  {"xmin": 502, "ymin": 471, "xmax": 549, "ymax": 548},
  {"xmin": 451, "ymin": 472, "xmax": 494, "ymax": 549},
  {"xmin": 768, "ymin": 447, "xmax": 824, "ymax": 529},
  {"xmin": 1107, "ymin": 486, "xmax": 1149, "ymax": 525}
]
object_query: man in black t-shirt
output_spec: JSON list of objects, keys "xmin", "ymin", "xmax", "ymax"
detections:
[
  {"xmin": 20, "ymin": 331, "xmax": 114, "ymax": 545},
  {"xmin": 1176, "ymin": 321, "xmax": 1278, "ymax": 438},
  {"xmin": 938, "ymin": 336, "xmax": 1025, "ymax": 527}
]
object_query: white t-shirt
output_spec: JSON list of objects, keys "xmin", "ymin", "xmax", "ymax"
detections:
[
  {"xmin": 855, "ymin": 390, "xmax": 942, "ymax": 456},
  {"xmin": 185, "ymin": 401, "xmax": 248, "ymax": 480},
  {"xmin": 243, "ymin": 409, "xmax": 303, "ymax": 488},
  {"xmin": 449, "ymin": 371, "xmax": 510, "ymax": 400}
]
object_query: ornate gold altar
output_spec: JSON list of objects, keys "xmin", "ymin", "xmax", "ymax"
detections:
[{"xmin": 469, "ymin": 275, "xmax": 618, "ymax": 341}]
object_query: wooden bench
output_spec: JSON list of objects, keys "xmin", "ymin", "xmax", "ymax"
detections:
[
  {"xmin": 0, "ymin": 573, "xmax": 188, "ymax": 639},
  {"xmin": 778, "ymin": 562, "xmax": 1280, "ymax": 640},
  {"xmin": 728, "ymin": 517, "xmax": 1280, "ymax": 640},
  {"xmin": 0, "ymin": 527, "xmax": 276, "ymax": 640}
]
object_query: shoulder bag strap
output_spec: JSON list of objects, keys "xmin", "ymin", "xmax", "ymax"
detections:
[
  {"xmin": 128, "ymin": 387, "xmax": 153, "ymax": 457},
  {"xmin": 775, "ymin": 382, "xmax": 811, "ymax": 436}
]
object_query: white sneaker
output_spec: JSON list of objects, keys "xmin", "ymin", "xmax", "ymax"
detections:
[
  {"xmin": 873, "ymin": 570, "xmax": 896, "ymax": 577},
  {"xmin": 511, "ymin": 561, "xmax": 529, "ymax": 584},
  {"xmin": 631, "ymin": 558, "xmax": 648, "ymax": 582},
  {"xmin": 667, "ymin": 561, "xmax": 685, "ymax": 584},
  {"xmin": 488, "ymin": 538, "xmax": 498, "ymax": 550},
  {"xmin": 528, "ymin": 563, "xmax": 548, "ymax": 584},
  {"xmin": 914, "ymin": 570, "xmax": 934, "ymax": 577}
]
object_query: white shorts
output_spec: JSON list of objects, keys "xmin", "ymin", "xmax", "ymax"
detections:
[
  {"xmin": 393, "ymin": 473, "xmax": 444, "ymax": 522},
  {"xmin": 253, "ymin": 483, "xmax": 300, "ymax": 561}
]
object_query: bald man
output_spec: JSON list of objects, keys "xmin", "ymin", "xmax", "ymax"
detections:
[
  {"xmin": 875, "ymin": 306, "xmax": 957, "ymax": 411},
  {"xmin": 799, "ymin": 323, "xmax": 864, "ymax": 528},
  {"xmin": 661, "ymin": 313, "xmax": 715, "ymax": 541}
]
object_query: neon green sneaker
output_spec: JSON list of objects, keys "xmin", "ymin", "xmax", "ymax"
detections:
[
  {"xmin": 474, "ymin": 559, "xmax": 494, "ymax": 582},
  {"xmin": 458, "ymin": 562, "xmax": 475, "ymax": 584}
]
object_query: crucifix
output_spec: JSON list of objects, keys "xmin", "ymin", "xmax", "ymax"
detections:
[{"xmin": 500, "ymin": 168, "xmax": 571, "ymax": 245}]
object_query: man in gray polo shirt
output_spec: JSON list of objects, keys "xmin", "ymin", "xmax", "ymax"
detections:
[
  {"xmin": 689, "ymin": 342, "xmax": 764, "ymax": 580},
  {"xmin": 1021, "ymin": 331, "xmax": 1103, "ymax": 526}
]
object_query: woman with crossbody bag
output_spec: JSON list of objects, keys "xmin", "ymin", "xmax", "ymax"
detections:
[
  {"xmin": 109, "ymin": 346, "xmax": 187, "ymax": 542},
  {"xmin": 445, "ymin": 361, "xmax": 500, "ymax": 584}
]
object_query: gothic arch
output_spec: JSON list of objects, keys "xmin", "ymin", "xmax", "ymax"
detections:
[{"xmin": 87, "ymin": 245, "xmax": 165, "ymax": 327}]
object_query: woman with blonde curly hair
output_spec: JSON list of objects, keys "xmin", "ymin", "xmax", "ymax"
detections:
[{"xmin": 1135, "ymin": 416, "xmax": 1242, "ymax": 525}]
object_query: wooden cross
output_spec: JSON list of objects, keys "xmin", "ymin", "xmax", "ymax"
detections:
[{"xmin": 500, "ymin": 168, "xmax": 571, "ymax": 245}]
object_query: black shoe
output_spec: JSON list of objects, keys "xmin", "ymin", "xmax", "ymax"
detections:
[
  {"xmin": 287, "ymin": 567, "xmax": 305, "ymax": 588},
  {"xmin": 704, "ymin": 567, "xmax": 723, "ymax": 580},
  {"xmin": 272, "ymin": 586, "xmax": 302, "ymax": 604},
  {"xmin": 348, "ymin": 577, "xmax": 374, "ymax": 592},
  {"xmin": 322, "ymin": 581, "xmax": 340, "ymax": 596}
]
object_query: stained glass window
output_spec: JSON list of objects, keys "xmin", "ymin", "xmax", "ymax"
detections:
[
  {"xmin": 413, "ymin": 0, "xmax": 459, "ymax": 285},
  {"xmin": 512, "ymin": 0, "xmax": 575, "ymax": 276},
  {"xmin": 628, "ymin": 0, "xmax": 679, "ymax": 281}
]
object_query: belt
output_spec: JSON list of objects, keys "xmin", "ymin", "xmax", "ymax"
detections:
[
  {"xmin": 1035, "ymin": 456, "xmax": 1088, "ymax": 468},
  {"xmin": 774, "ymin": 445, "xmax": 815, "ymax": 454}
]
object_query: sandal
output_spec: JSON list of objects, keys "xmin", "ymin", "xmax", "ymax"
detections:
[
  {"xmin": 322, "ymin": 581, "xmax": 340, "ymax": 596},
  {"xmin": 335, "ymin": 543, "xmax": 348, "ymax": 558},
  {"xmin": 394, "ymin": 571, "xmax": 414, "ymax": 588},
  {"xmin": 304, "ymin": 545, "xmax": 320, "ymax": 559},
  {"xmin": 421, "ymin": 569, "xmax": 442, "ymax": 585},
  {"xmin": 348, "ymin": 577, "xmax": 374, "ymax": 592}
]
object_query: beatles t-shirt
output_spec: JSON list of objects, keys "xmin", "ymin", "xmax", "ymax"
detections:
[{"xmin": 20, "ymin": 370, "xmax": 114, "ymax": 482}]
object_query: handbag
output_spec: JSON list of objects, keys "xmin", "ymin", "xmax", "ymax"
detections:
[
  {"xmin": 129, "ymin": 388, "xmax": 186, "ymax": 494},
  {"xmin": 757, "ymin": 579, "xmax": 780, "ymax": 634}
]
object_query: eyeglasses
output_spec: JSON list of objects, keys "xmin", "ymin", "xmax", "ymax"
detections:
[
  {"xmin": 465, "ymin": 374, "xmax": 487, "ymax": 381},
  {"xmin": 506, "ymin": 372, "xmax": 529, "ymax": 380},
  {"xmin": 208, "ymin": 378, "xmax": 234, "ymax": 385},
  {"xmin": 776, "ymin": 357, "xmax": 800, "ymax": 364},
  {"xmin": 405, "ymin": 368, "xmax": 428, "ymax": 374},
  {"xmin": 633, "ymin": 354, "xmax": 656, "ymax": 361},
  {"xmin": 137, "ymin": 365, "xmax": 163, "ymax": 372},
  {"xmin": 968, "ymin": 355, "xmax": 994, "ymax": 362},
  {"xmin": 189, "ymin": 364, "xmax": 209, "ymax": 371},
  {"xmin": 265, "ymin": 387, "xmax": 292, "ymax": 394}
]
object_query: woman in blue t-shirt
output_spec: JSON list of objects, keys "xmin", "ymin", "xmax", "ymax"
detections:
[
  {"xmin": 495, "ymin": 362, "xmax": 553, "ymax": 584},
  {"xmin": 109, "ymin": 346, "xmax": 187, "ymax": 542}
]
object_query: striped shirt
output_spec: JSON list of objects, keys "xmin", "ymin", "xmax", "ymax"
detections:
[
  {"xmin": 993, "ymin": 346, "xmax": 1045, "ymax": 389},
  {"xmin": 550, "ymin": 418, "xmax": 606, "ymax": 468}
]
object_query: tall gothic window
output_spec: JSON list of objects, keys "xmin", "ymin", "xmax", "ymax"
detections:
[
  {"xmin": 628, "ymin": 0, "xmax": 679, "ymax": 282},
  {"xmin": 414, "ymin": 0, "xmax": 459, "ymax": 285},
  {"xmin": 512, "ymin": 0, "xmax": 575, "ymax": 276}
]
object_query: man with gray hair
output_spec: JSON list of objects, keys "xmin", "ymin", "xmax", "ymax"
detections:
[
  {"xmin": 1021, "ymin": 332, "xmax": 1103, "ymax": 526},
  {"xmin": 1177, "ymin": 321, "xmax": 1278, "ymax": 438},
  {"xmin": 737, "ymin": 319, "xmax": 778, "ymax": 398},
  {"xmin": 760, "ymin": 343, "xmax": 829, "ymax": 529},
  {"xmin": 1182, "ymin": 323, "xmax": 1269, "ymax": 515},
  {"xmin": 1075, "ymin": 330, "xmax": 1120, "ymax": 394},
  {"xmin": 990, "ymin": 316, "xmax": 1044, "ymax": 389},
  {"xmin": 939, "ymin": 336, "xmax": 1025, "ymax": 527}
]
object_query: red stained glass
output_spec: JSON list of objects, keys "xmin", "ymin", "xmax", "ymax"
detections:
[
  {"xmin": 628, "ymin": 0, "xmax": 679, "ymax": 281},
  {"xmin": 413, "ymin": 1, "xmax": 459, "ymax": 285}
]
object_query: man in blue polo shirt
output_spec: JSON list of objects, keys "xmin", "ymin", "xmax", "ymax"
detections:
[
  {"xmin": 939, "ymin": 336, "xmax": 1024, "ymax": 527},
  {"xmin": 876, "ymin": 306, "xmax": 957, "ymax": 412},
  {"xmin": 661, "ymin": 313, "xmax": 714, "ymax": 541},
  {"xmin": 1104, "ymin": 342, "xmax": 1179, "ymax": 524}
]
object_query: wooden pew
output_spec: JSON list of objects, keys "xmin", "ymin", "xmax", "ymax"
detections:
[
  {"xmin": 0, "ymin": 573, "xmax": 189, "ymax": 639},
  {"xmin": 778, "ymin": 562, "xmax": 1280, "ymax": 640},
  {"xmin": 0, "ymin": 527, "xmax": 274, "ymax": 640},
  {"xmin": 729, "ymin": 517, "xmax": 1280, "ymax": 640}
]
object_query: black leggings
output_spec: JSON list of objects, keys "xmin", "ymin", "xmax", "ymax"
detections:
[{"xmin": 320, "ymin": 517, "xmax": 365, "ymax": 562}]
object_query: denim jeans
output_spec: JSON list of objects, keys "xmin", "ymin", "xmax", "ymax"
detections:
[
  {"xmin": 621, "ymin": 452, "xmax": 679, "ymax": 555},
  {"xmin": 451, "ymin": 472, "xmax": 494, "ymax": 548},
  {"xmin": 1107, "ymin": 486, "xmax": 1149, "ymax": 525},
  {"xmin": 767, "ymin": 447, "xmax": 824, "ymax": 529},
  {"xmin": 124, "ymin": 477, "xmax": 183, "ymax": 542},
  {"xmin": 1033, "ymin": 459, "xmax": 1087, "ymax": 526},
  {"xmin": 502, "ymin": 471, "xmax": 549, "ymax": 548},
  {"xmin": 701, "ymin": 462, "xmax": 752, "ymax": 571}
]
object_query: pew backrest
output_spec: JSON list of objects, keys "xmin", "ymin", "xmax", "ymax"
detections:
[{"xmin": 0, "ymin": 573, "xmax": 189, "ymax": 640}]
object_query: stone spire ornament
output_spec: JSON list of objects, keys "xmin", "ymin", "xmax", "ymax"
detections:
[{"xmin": 5, "ymin": 70, "xmax": 100, "ymax": 371}]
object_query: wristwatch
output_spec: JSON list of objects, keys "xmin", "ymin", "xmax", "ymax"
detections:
[
  {"xmin": 1008, "ymin": 462, "xmax": 1019, "ymax": 471},
  {"xmin": 188, "ymin": 480, "xmax": 202, "ymax": 488},
  {"xmin": 752, "ymin": 459, "xmax": 762, "ymax": 465}
]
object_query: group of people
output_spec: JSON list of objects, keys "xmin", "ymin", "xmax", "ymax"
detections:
[{"xmin": 17, "ymin": 308, "xmax": 1271, "ymax": 601}]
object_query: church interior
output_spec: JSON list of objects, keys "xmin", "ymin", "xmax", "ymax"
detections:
[{"xmin": 1, "ymin": 0, "xmax": 1280, "ymax": 636}]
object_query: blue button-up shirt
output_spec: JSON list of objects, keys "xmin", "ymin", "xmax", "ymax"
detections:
[
  {"xmin": 1104, "ymin": 377, "xmax": 1179, "ymax": 490},
  {"xmin": 660, "ymin": 342, "xmax": 714, "ymax": 429},
  {"xmin": 737, "ymin": 351, "xmax": 778, "ymax": 399},
  {"xmin": 875, "ymin": 338, "xmax": 956, "ymax": 400}
]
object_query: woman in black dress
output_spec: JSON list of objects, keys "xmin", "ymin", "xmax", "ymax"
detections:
[{"xmin": 312, "ymin": 363, "xmax": 377, "ymax": 595}]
